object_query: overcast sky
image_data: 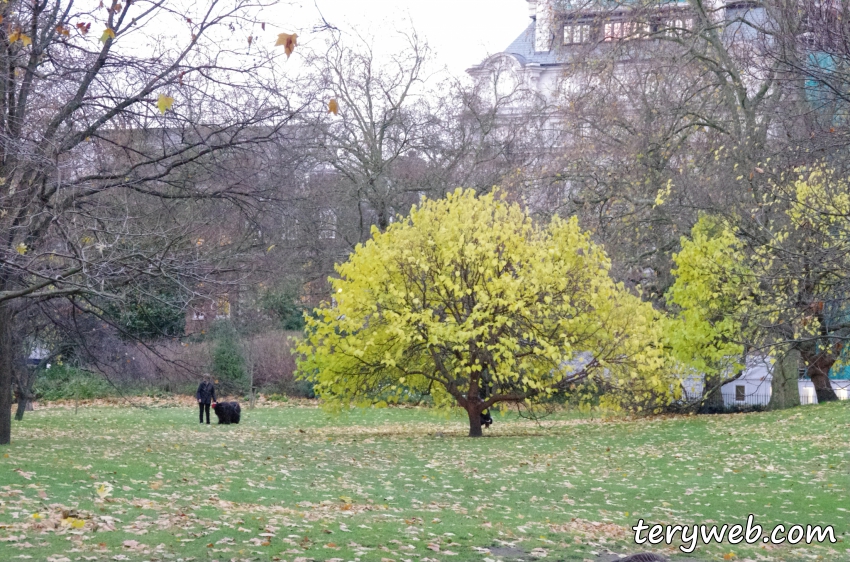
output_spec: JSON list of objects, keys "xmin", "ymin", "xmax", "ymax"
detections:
[{"xmin": 284, "ymin": 0, "xmax": 531, "ymax": 76}]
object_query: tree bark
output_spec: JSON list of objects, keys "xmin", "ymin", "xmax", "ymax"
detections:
[
  {"xmin": 14, "ymin": 398, "xmax": 28, "ymax": 421},
  {"xmin": 14, "ymin": 368, "xmax": 36, "ymax": 421},
  {"xmin": 810, "ymin": 372, "xmax": 838, "ymax": 403},
  {"xmin": 769, "ymin": 350, "xmax": 801, "ymax": 410},
  {"xmin": 0, "ymin": 305, "xmax": 14, "ymax": 445},
  {"xmin": 466, "ymin": 405, "xmax": 483, "ymax": 437},
  {"xmin": 700, "ymin": 373, "xmax": 725, "ymax": 413},
  {"xmin": 804, "ymin": 351, "xmax": 839, "ymax": 403}
]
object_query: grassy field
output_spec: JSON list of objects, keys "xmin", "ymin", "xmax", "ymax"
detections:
[{"xmin": 0, "ymin": 399, "xmax": 848, "ymax": 562}]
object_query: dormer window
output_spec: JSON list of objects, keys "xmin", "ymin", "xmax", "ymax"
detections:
[
  {"xmin": 604, "ymin": 21, "xmax": 623, "ymax": 41},
  {"xmin": 564, "ymin": 23, "xmax": 592, "ymax": 45},
  {"xmin": 604, "ymin": 21, "xmax": 649, "ymax": 41},
  {"xmin": 664, "ymin": 18, "xmax": 694, "ymax": 37}
]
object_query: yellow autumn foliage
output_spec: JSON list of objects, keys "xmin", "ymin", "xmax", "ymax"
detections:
[
  {"xmin": 666, "ymin": 215, "xmax": 754, "ymax": 378},
  {"xmin": 667, "ymin": 165, "xmax": 850, "ymax": 388},
  {"xmin": 296, "ymin": 189, "xmax": 676, "ymax": 433}
]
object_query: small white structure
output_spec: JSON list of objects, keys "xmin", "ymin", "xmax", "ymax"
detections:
[
  {"xmin": 720, "ymin": 357, "xmax": 773, "ymax": 407},
  {"xmin": 680, "ymin": 356, "xmax": 850, "ymax": 407},
  {"xmin": 27, "ymin": 345, "xmax": 50, "ymax": 366},
  {"xmin": 797, "ymin": 378, "xmax": 850, "ymax": 404}
]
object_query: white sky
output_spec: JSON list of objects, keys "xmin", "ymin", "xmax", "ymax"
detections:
[{"xmin": 283, "ymin": 0, "xmax": 531, "ymax": 77}]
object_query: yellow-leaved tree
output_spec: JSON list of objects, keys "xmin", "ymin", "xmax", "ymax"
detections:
[
  {"xmin": 665, "ymin": 215, "xmax": 756, "ymax": 410},
  {"xmin": 296, "ymin": 189, "xmax": 676, "ymax": 436},
  {"xmin": 666, "ymin": 166, "xmax": 850, "ymax": 407}
]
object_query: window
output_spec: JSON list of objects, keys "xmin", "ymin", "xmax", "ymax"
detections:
[
  {"xmin": 735, "ymin": 385, "xmax": 746, "ymax": 401},
  {"xmin": 282, "ymin": 214, "xmax": 299, "ymax": 241},
  {"xmin": 318, "ymin": 208, "xmax": 337, "ymax": 240},
  {"xmin": 604, "ymin": 21, "xmax": 623, "ymax": 41},
  {"xmin": 564, "ymin": 24, "xmax": 591, "ymax": 45},
  {"xmin": 664, "ymin": 18, "xmax": 694, "ymax": 37},
  {"xmin": 215, "ymin": 297, "xmax": 230, "ymax": 319},
  {"xmin": 576, "ymin": 122, "xmax": 591, "ymax": 139},
  {"xmin": 604, "ymin": 21, "xmax": 649, "ymax": 41}
]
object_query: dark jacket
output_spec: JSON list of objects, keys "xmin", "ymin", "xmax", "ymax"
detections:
[{"xmin": 196, "ymin": 381, "xmax": 216, "ymax": 404}]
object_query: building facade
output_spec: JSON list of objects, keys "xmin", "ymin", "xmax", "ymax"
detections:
[{"xmin": 467, "ymin": 1, "xmax": 767, "ymax": 100}]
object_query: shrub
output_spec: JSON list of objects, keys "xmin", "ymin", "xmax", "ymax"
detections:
[
  {"xmin": 103, "ymin": 290, "xmax": 186, "ymax": 341},
  {"xmin": 259, "ymin": 285, "xmax": 305, "ymax": 331},
  {"xmin": 35, "ymin": 364, "xmax": 115, "ymax": 401},
  {"xmin": 210, "ymin": 321, "xmax": 249, "ymax": 395}
]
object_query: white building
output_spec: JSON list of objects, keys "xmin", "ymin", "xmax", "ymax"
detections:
[
  {"xmin": 467, "ymin": 0, "xmax": 768, "ymax": 100},
  {"xmin": 682, "ymin": 356, "xmax": 850, "ymax": 408}
]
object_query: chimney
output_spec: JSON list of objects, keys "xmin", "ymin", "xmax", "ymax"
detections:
[{"xmin": 535, "ymin": 0, "xmax": 555, "ymax": 52}]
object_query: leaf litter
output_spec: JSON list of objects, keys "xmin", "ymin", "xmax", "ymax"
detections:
[{"xmin": 0, "ymin": 401, "xmax": 848, "ymax": 561}]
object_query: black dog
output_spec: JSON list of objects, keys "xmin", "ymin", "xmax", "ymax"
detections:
[
  {"xmin": 213, "ymin": 401, "xmax": 241, "ymax": 424},
  {"xmin": 480, "ymin": 409, "xmax": 493, "ymax": 429}
]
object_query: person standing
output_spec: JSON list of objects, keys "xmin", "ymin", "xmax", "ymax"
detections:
[{"xmin": 196, "ymin": 374, "xmax": 216, "ymax": 424}]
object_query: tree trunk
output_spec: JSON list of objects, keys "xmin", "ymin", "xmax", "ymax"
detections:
[
  {"xmin": 804, "ymin": 352, "xmax": 838, "ymax": 403},
  {"xmin": 810, "ymin": 372, "xmax": 838, "ymax": 403},
  {"xmin": 0, "ymin": 305, "xmax": 14, "ymax": 445},
  {"xmin": 769, "ymin": 350, "xmax": 801, "ymax": 410},
  {"xmin": 700, "ymin": 373, "xmax": 725, "ymax": 413},
  {"xmin": 14, "ymin": 369, "xmax": 36, "ymax": 421},
  {"xmin": 14, "ymin": 396, "xmax": 28, "ymax": 421},
  {"xmin": 467, "ymin": 406, "xmax": 483, "ymax": 437}
]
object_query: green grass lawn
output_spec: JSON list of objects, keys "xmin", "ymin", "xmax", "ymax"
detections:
[{"xmin": 1, "ymin": 400, "xmax": 848, "ymax": 562}]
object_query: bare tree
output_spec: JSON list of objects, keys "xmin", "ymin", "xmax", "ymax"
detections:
[
  {"xmin": 295, "ymin": 30, "xmax": 433, "ymax": 239},
  {"xmin": 263, "ymin": 28, "xmax": 551, "ymax": 299},
  {"xmin": 0, "ymin": 0, "xmax": 298, "ymax": 444}
]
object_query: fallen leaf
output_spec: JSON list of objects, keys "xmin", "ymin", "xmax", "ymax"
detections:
[
  {"xmin": 15, "ymin": 468, "xmax": 35, "ymax": 479},
  {"xmin": 95, "ymin": 482, "xmax": 112, "ymax": 499}
]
